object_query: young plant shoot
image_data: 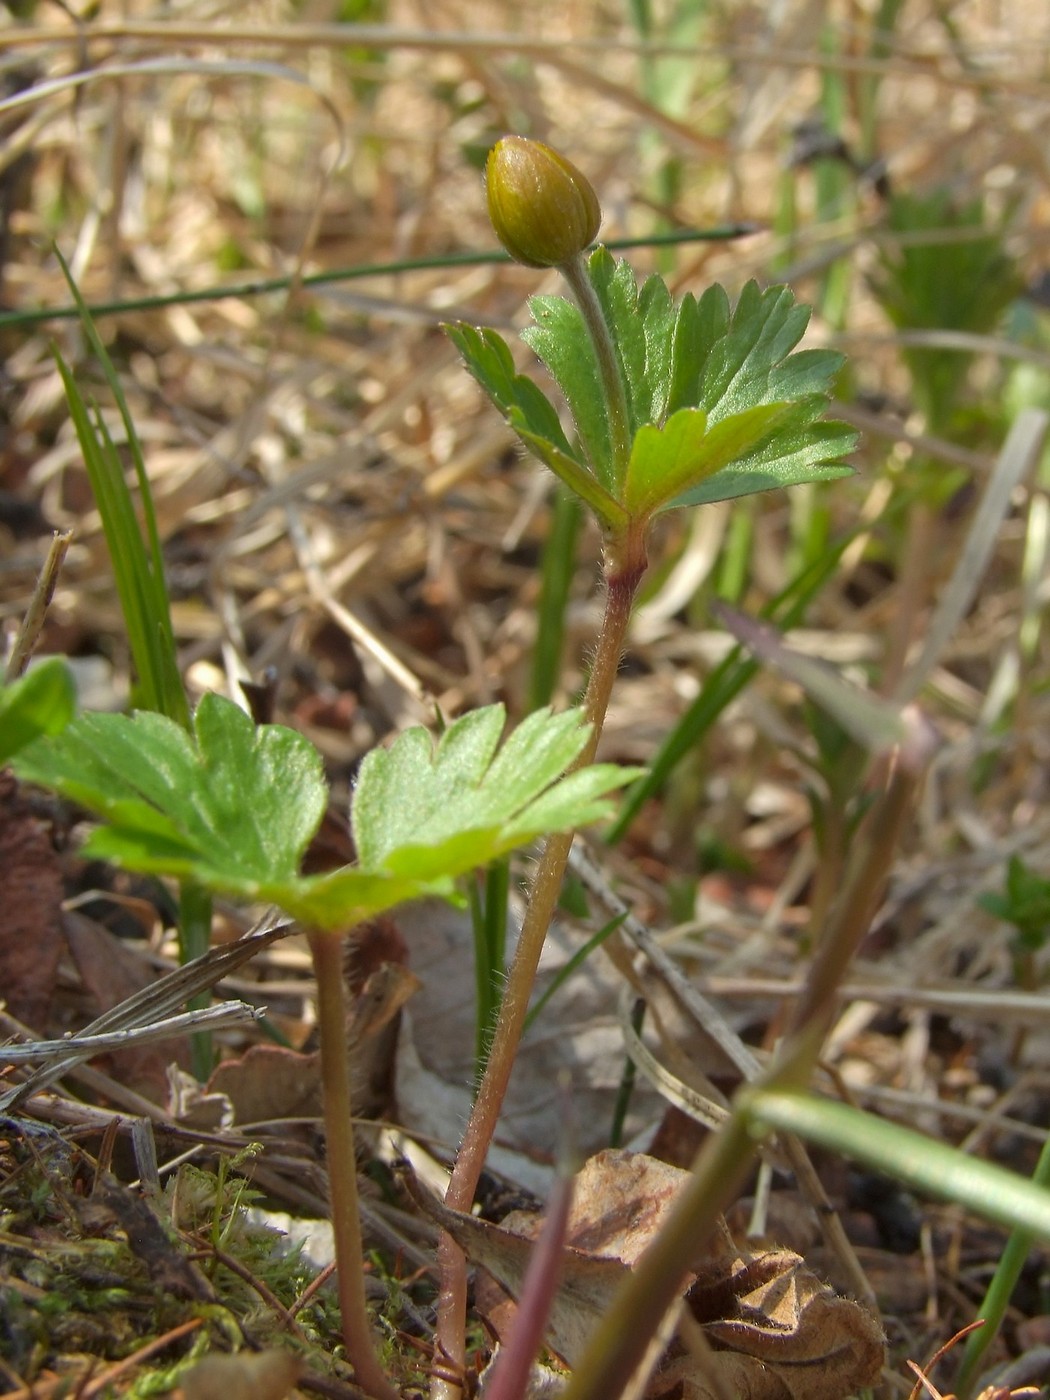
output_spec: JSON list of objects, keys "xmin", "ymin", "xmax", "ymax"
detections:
[
  {"xmin": 432, "ymin": 135, "xmax": 857, "ymax": 1392},
  {"xmin": 11, "ymin": 137, "xmax": 859, "ymax": 1400},
  {"xmin": 12, "ymin": 693, "xmax": 638, "ymax": 1400}
]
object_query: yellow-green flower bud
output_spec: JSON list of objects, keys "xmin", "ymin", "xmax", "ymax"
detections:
[{"xmin": 486, "ymin": 136, "xmax": 601, "ymax": 269}]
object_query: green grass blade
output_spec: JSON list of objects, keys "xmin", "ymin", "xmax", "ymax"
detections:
[
  {"xmin": 0, "ymin": 229, "xmax": 758, "ymax": 333},
  {"xmin": 529, "ymin": 489, "xmax": 583, "ymax": 710},
  {"xmin": 53, "ymin": 253, "xmax": 187, "ymax": 728},
  {"xmin": 745, "ymin": 1088, "xmax": 1050, "ymax": 1243},
  {"xmin": 608, "ymin": 993, "xmax": 644, "ymax": 1149},
  {"xmin": 471, "ymin": 857, "xmax": 511, "ymax": 1089},
  {"xmin": 953, "ymin": 1128, "xmax": 1050, "ymax": 1397},
  {"xmin": 52, "ymin": 282, "xmax": 188, "ymax": 728},
  {"xmin": 523, "ymin": 912, "xmax": 626, "ymax": 1034},
  {"xmin": 53, "ymin": 255, "xmax": 209, "ymax": 1050}
]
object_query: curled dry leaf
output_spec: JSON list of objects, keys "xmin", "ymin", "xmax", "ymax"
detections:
[
  {"xmin": 411, "ymin": 1149, "xmax": 884, "ymax": 1400},
  {"xmin": 669, "ymin": 1246, "xmax": 885, "ymax": 1399}
]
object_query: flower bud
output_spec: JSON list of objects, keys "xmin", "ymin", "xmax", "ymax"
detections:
[{"xmin": 486, "ymin": 136, "xmax": 601, "ymax": 269}]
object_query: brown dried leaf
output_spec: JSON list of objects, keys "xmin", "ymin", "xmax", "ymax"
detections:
[
  {"xmin": 207, "ymin": 1044, "xmax": 324, "ymax": 1125},
  {"xmin": 64, "ymin": 909, "xmax": 192, "ymax": 1098},
  {"xmin": 0, "ymin": 773, "xmax": 64, "ymax": 1032},
  {"xmin": 672, "ymin": 1246, "xmax": 885, "ymax": 1399},
  {"xmin": 410, "ymin": 1150, "xmax": 883, "ymax": 1400},
  {"xmin": 409, "ymin": 1151, "xmax": 698, "ymax": 1370},
  {"xmin": 407, "ymin": 1163, "xmax": 633, "ymax": 1367}
]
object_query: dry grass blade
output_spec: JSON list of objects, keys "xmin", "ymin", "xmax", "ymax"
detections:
[
  {"xmin": 0, "ymin": 921, "xmax": 291, "ymax": 1110},
  {"xmin": 896, "ymin": 408, "xmax": 1050, "ymax": 704}
]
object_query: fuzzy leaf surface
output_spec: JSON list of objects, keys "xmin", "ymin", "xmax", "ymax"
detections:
[
  {"xmin": 14, "ymin": 696, "xmax": 640, "ymax": 931},
  {"xmin": 353, "ymin": 703, "xmax": 641, "ymax": 882},
  {"xmin": 13, "ymin": 694, "xmax": 328, "ymax": 891},
  {"xmin": 0, "ymin": 659, "xmax": 77, "ymax": 764},
  {"xmin": 586, "ymin": 248, "xmax": 677, "ymax": 431},
  {"xmin": 446, "ymin": 321, "xmax": 627, "ymax": 529},
  {"xmin": 623, "ymin": 404, "xmax": 797, "ymax": 517},
  {"xmin": 445, "ymin": 322, "xmax": 578, "ymax": 464},
  {"xmin": 666, "ymin": 413, "xmax": 857, "ymax": 509},
  {"xmin": 520, "ymin": 295, "xmax": 614, "ymax": 488}
]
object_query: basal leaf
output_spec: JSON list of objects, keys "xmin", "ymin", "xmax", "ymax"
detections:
[
  {"xmin": 352, "ymin": 706, "xmax": 506, "ymax": 871},
  {"xmin": 351, "ymin": 703, "xmax": 642, "ymax": 883},
  {"xmin": 476, "ymin": 706, "xmax": 594, "ymax": 816},
  {"xmin": 0, "ymin": 658, "xmax": 76, "ymax": 764},
  {"xmin": 13, "ymin": 694, "xmax": 328, "ymax": 889},
  {"xmin": 191, "ymin": 693, "xmax": 327, "ymax": 876},
  {"xmin": 379, "ymin": 756, "xmax": 636, "ymax": 883},
  {"xmin": 501, "ymin": 764, "xmax": 641, "ymax": 842},
  {"xmin": 268, "ymin": 867, "xmax": 453, "ymax": 930}
]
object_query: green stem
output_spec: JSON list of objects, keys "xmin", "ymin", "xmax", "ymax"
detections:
[
  {"xmin": 179, "ymin": 880, "xmax": 214, "ymax": 1080},
  {"xmin": 471, "ymin": 856, "xmax": 511, "ymax": 1090},
  {"xmin": 431, "ymin": 558, "xmax": 645, "ymax": 1399},
  {"xmin": 560, "ymin": 252, "xmax": 633, "ymax": 489},
  {"xmin": 562, "ymin": 1101, "xmax": 762, "ymax": 1400},
  {"xmin": 308, "ymin": 930, "xmax": 400, "ymax": 1400},
  {"xmin": 953, "ymin": 1127, "xmax": 1050, "ymax": 1398}
]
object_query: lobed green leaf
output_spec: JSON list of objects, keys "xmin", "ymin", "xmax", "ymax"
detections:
[
  {"xmin": 353, "ymin": 703, "xmax": 642, "ymax": 884},
  {"xmin": 665, "ymin": 410, "xmax": 857, "ymax": 509},
  {"xmin": 15, "ymin": 692, "xmax": 641, "ymax": 933},
  {"xmin": 623, "ymin": 404, "xmax": 797, "ymax": 517},
  {"xmin": 586, "ymin": 248, "xmax": 678, "ymax": 431},
  {"xmin": 444, "ymin": 322, "xmax": 577, "ymax": 461},
  {"xmin": 13, "ymin": 694, "xmax": 328, "ymax": 890},
  {"xmin": 446, "ymin": 321, "xmax": 626, "ymax": 530},
  {"xmin": 0, "ymin": 659, "xmax": 77, "ymax": 765},
  {"xmin": 521, "ymin": 295, "xmax": 613, "ymax": 488}
]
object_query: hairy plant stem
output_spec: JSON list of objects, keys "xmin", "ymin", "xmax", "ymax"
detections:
[
  {"xmin": 431, "ymin": 555, "xmax": 645, "ymax": 1399},
  {"xmin": 308, "ymin": 930, "xmax": 401, "ymax": 1400}
]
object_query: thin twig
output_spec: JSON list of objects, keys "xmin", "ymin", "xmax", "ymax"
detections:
[{"xmin": 5, "ymin": 530, "xmax": 73, "ymax": 681}]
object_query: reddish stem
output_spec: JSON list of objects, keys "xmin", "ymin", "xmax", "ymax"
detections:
[
  {"xmin": 309, "ymin": 929, "xmax": 401, "ymax": 1400},
  {"xmin": 430, "ymin": 555, "xmax": 645, "ymax": 1398}
]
